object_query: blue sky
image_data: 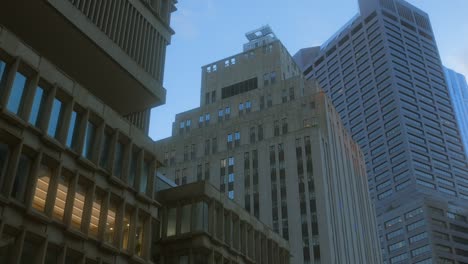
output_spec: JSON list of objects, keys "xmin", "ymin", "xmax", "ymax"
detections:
[{"xmin": 150, "ymin": 0, "xmax": 468, "ymax": 140}]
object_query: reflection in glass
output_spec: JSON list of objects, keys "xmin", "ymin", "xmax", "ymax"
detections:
[
  {"xmin": 89, "ymin": 191, "xmax": 103, "ymax": 237},
  {"xmin": 11, "ymin": 153, "xmax": 32, "ymax": 202},
  {"xmin": 33, "ymin": 165, "xmax": 51, "ymax": 212},
  {"xmin": 82, "ymin": 121, "xmax": 96, "ymax": 159},
  {"xmin": 6, "ymin": 72, "xmax": 27, "ymax": 114},
  {"xmin": 104, "ymin": 199, "xmax": 117, "ymax": 244},
  {"xmin": 140, "ymin": 161, "xmax": 150, "ymax": 193},
  {"xmin": 99, "ymin": 131, "xmax": 111, "ymax": 169},
  {"xmin": 194, "ymin": 202, "xmax": 209, "ymax": 232},
  {"xmin": 166, "ymin": 208, "xmax": 176, "ymax": 236},
  {"xmin": 29, "ymin": 86, "xmax": 45, "ymax": 126},
  {"xmin": 180, "ymin": 204, "xmax": 191, "ymax": 234},
  {"xmin": 114, "ymin": 142, "xmax": 124, "ymax": 179},
  {"xmin": 66, "ymin": 110, "xmax": 80, "ymax": 150},
  {"xmin": 71, "ymin": 183, "xmax": 86, "ymax": 230},
  {"xmin": 48, "ymin": 98, "xmax": 63, "ymax": 138},
  {"xmin": 53, "ymin": 174, "xmax": 70, "ymax": 221},
  {"xmin": 122, "ymin": 207, "xmax": 132, "ymax": 251},
  {"xmin": 135, "ymin": 214, "xmax": 145, "ymax": 256}
]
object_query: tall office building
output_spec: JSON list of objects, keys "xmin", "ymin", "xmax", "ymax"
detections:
[
  {"xmin": 156, "ymin": 26, "xmax": 382, "ymax": 264},
  {"xmin": 294, "ymin": 0, "xmax": 468, "ymax": 262},
  {"xmin": 444, "ymin": 67, "xmax": 468, "ymax": 158},
  {"xmin": 0, "ymin": 0, "xmax": 178, "ymax": 263}
]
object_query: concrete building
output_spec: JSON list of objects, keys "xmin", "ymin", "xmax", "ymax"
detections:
[
  {"xmin": 155, "ymin": 26, "xmax": 382, "ymax": 264},
  {"xmin": 0, "ymin": 0, "xmax": 178, "ymax": 263},
  {"xmin": 294, "ymin": 0, "xmax": 468, "ymax": 262},
  {"xmin": 157, "ymin": 181, "xmax": 290, "ymax": 264},
  {"xmin": 444, "ymin": 67, "xmax": 468, "ymax": 159}
]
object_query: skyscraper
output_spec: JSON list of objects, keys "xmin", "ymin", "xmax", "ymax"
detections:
[
  {"xmin": 294, "ymin": 0, "xmax": 468, "ymax": 262},
  {"xmin": 156, "ymin": 26, "xmax": 382, "ymax": 264},
  {"xmin": 444, "ymin": 67, "xmax": 468, "ymax": 159}
]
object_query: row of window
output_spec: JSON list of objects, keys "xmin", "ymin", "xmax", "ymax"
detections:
[{"xmin": 0, "ymin": 57, "xmax": 156, "ymax": 195}]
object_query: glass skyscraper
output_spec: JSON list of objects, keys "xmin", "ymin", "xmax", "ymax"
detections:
[
  {"xmin": 294, "ymin": 0, "xmax": 468, "ymax": 262},
  {"xmin": 444, "ymin": 67, "xmax": 468, "ymax": 159}
]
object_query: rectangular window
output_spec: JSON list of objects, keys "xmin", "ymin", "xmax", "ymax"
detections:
[
  {"xmin": 167, "ymin": 208, "xmax": 176, "ymax": 236},
  {"xmin": 89, "ymin": 190, "xmax": 103, "ymax": 238},
  {"xmin": 6, "ymin": 72, "xmax": 28, "ymax": 115},
  {"xmin": 53, "ymin": 173, "xmax": 71, "ymax": 221},
  {"xmin": 104, "ymin": 198, "xmax": 118, "ymax": 245},
  {"xmin": 140, "ymin": 160, "xmax": 150, "ymax": 194},
  {"xmin": 32, "ymin": 164, "xmax": 52, "ymax": 212},
  {"xmin": 122, "ymin": 206, "xmax": 133, "ymax": 251},
  {"xmin": 82, "ymin": 120, "xmax": 96, "ymax": 159},
  {"xmin": 11, "ymin": 153, "xmax": 33, "ymax": 203},
  {"xmin": 47, "ymin": 98, "xmax": 64, "ymax": 139},
  {"xmin": 71, "ymin": 181, "xmax": 87, "ymax": 230},
  {"xmin": 29, "ymin": 85, "xmax": 47, "ymax": 127},
  {"xmin": 128, "ymin": 149, "xmax": 138, "ymax": 188},
  {"xmin": 99, "ymin": 130, "xmax": 112, "ymax": 170},
  {"xmin": 66, "ymin": 110, "xmax": 80, "ymax": 150},
  {"xmin": 180, "ymin": 204, "xmax": 191, "ymax": 234},
  {"xmin": 135, "ymin": 213, "xmax": 146, "ymax": 256},
  {"xmin": 114, "ymin": 141, "xmax": 125, "ymax": 179}
]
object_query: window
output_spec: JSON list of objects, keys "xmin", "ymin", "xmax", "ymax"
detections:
[
  {"xmin": 205, "ymin": 113, "xmax": 210, "ymax": 124},
  {"xmin": 89, "ymin": 190, "xmax": 103, "ymax": 238},
  {"xmin": 129, "ymin": 149, "xmax": 138, "ymax": 188},
  {"xmin": 71, "ymin": 180, "xmax": 88, "ymax": 230},
  {"xmin": 33, "ymin": 164, "xmax": 52, "ymax": 212},
  {"xmin": 140, "ymin": 160, "xmax": 150, "ymax": 194},
  {"xmin": 274, "ymin": 120, "xmax": 280, "ymax": 136},
  {"xmin": 0, "ymin": 59, "xmax": 8, "ymax": 92},
  {"xmin": 11, "ymin": 152, "xmax": 33, "ymax": 203},
  {"xmin": 122, "ymin": 206, "xmax": 133, "ymax": 251},
  {"xmin": 282, "ymin": 118, "xmax": 288, "ymax": 134},
  {"xmin": 66, "ymin": 110, "xmax": 81, "ymax": 150},
  {"xmin": 135, "ymin": 213, "xmax": 146, "ymax": 256},
  {"xmin": 180, "ymin": 204, "xmax": 191, "ymax": 233},
  {"xmin": 218, "ymin": 109, "xmax": 224, "ymax": 120},
  {"xmin": 245, "ymin": 101, "xmax": 251, "ymax": 112},
  {"xmin": 82, "ymin": 120, "xmax": 96, "ymax": 159},
  {"xmin": 225, "ymin": 107, "xmax": 231, "ymax": 119},
  {"xmin": 104, "ymin": 198, "xmax": 118, "ymax": 245},
  {"xmin": 47, "ymin": 98, "xmax": 64, "ymax": 139},
  {"xmin": 289, "ymin": 87, "xmax": 295, "ymax": 100},
  {"xmin": 29, "ymin": 85, "xmax": 47, "ymax": 127},
  {"xmin": 258, "ymin": 124, "xmax": 263, "ymax": 141},
  {"xmin": 53, "ymin": 173, "xmax": 71, "ymax": 221},
  {"xmin": 194, "ymin": 202, "xmax": 209, "ymax": 231},
  {"xmin": 99, "ymin": 130, "xmax": 112, "ymax": 170},
  {"xmin": 167, "ymin": 208, "xmax": 176, "ymax": 236},
  {"xmin": 235, "ymin": 131, "xmax": 240, "ymax": 147},
  {"xmin": 263, "ymin": 73, "xmax": 269, "ymax": 86},
  {"xmin": 114, "ymin": 141, "xmax": 125, "ymax": 179},
  {"xmin": 270, "ymin": 71, "xmax": 277, "ymax": 84},
  {"xmin": 6, "ymin": 71, "xmax": 28, "ymax": 115},
  {"xmin": 239, "ymin": 103, "xmax": 244, "ymax": 112},
  {"xmin": 211, "ymin": 91, "xmax": 216, "ymax": 103}
]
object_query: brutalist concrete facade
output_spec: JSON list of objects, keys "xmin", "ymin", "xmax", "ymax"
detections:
[
  {"xmin": 155, "ymin": 27, "xmax": 382, "ymax": 264},
  {"xmin": 294, "ymin": 0, "xmax": 468, "ymax": 263},
  {"xmin": 0, "ymin": 0, "xmax": 177, "ymax": 263}
]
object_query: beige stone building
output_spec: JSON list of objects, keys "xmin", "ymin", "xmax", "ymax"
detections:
[
  {"xmin": 0, "ymin": 2, "xmax": 291, "ymax": 264},
  {"xmin": 155, "ymin": 26, "xmax": 382, "ymax": 264}
]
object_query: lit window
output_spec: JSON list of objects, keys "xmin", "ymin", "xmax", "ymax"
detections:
[
  {"xmin": 135, "ymin": 213, "xmax": 146, "ymax": 256},
  {"xmin": 29, "ymin": 85, "xmax": 46, "ymax": 127},
  {"xmin": 89, "ymin": 190, "xmax": 103, "ymax": 238},
  {"xmin": 167, "ymin": 208, "xmax": 176, "ymax": 236},
  {"xmin": 71, "ymin": 182, "xmax": 87, "ymax": 230},
  {"xmin": 82, "ymin": 120, "xmax": 96, "ymax": 159},
  {"xmin": 6, "ymin": 72, "xmax": 27, "ymax": 114},
  {"xmin": 33, "ymin": 165, "xmax": 52, "ymax": 212},
  {"xmin": 104, "ymin": 198, "xmax": 117, "ymax": 245},
  {"xmin": 53, "ymin": 174, "xmax": 71, "ymax": 221},
  {"xmin": 122, "ymin": 206, "xmax": 133, "ymax": 251}
]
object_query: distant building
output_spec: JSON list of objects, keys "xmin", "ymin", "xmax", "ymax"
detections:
[
  {"xmin": 155, "ymin": 26, "xmax": 382, "ymax": 264},
  {"xmin": 294, "ymin": 0, "xmax": 468, "ymax": 262},
  {"xmin": 444, "ymin": 67, "xmax": 468, "ymax": 158}
]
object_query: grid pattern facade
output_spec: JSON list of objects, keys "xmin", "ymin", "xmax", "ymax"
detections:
[
  {"xmin": 295, "ymin": 0, "xmax": 468, "ymax": 262},
  {"xmin": 444, "ymin": 67, "xmax": 468, "ymax": 159},
  {"xmin": 156, "ymin": 36, "xmax": 382, "ymax": 264}
]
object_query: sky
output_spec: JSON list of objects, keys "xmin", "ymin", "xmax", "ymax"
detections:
[{"xmin": 150, "ymin": 0, "xmax": 468, "ymax": 140}]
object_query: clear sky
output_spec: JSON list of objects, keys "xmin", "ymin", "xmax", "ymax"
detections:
[{"xmin": 150, "ymin": 0, "xmax": 468, "ymax": 140}]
